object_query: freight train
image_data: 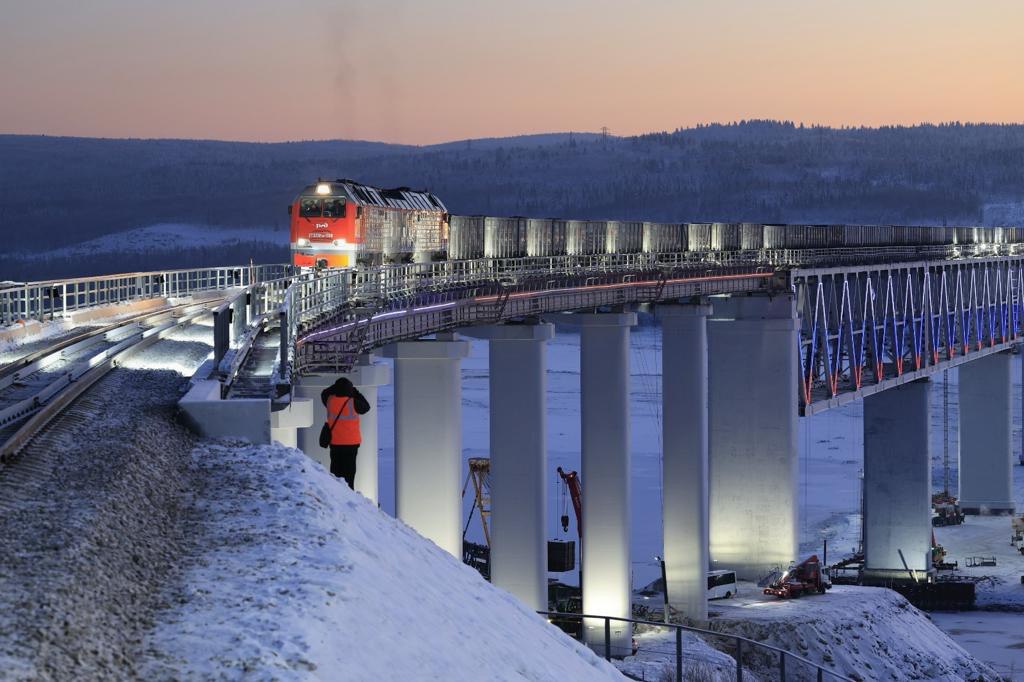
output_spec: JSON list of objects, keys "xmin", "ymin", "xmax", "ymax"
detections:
[{"xmin": 290, "ymin": 179, "xmax": 1022, "ymax": 267}]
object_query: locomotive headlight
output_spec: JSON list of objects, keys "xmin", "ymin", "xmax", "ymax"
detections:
[
  {"xmin": 316, "ymin": 183, "xmax": 331, "ymax": 195},
  {"xmin": 333, "ymin": 239, "xmax": 347, "ymax": 246},
  {"xmin": 296, "ymin": 238, "xmax": 310, "ymax": 247}
]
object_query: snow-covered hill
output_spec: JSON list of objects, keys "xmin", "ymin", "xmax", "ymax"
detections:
[
  {"xmin": 140, "ymin": 441, "xmax": 624, "ymax": 680},
  {"xmin": 16, "ymin": 223, "xmax": 286, "ymax": 260}
]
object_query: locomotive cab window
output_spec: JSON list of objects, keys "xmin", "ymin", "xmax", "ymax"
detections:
[
  {"xmin": 300, "ymin": 198, "xmax": 321, "ymax": 217},
  {"xmin": 322, "ymin": 198, "xmax": 346, "ymax": 218}
]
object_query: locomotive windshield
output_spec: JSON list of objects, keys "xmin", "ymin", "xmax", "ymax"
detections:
[{"xmin": 299, "ymin": 197, "xmax": 346, "ymax": 218}]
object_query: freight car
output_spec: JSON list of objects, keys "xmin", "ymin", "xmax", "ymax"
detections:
[{"xmin": 289, "ymin": 180, "xmax": 1023, "ymax": 267}]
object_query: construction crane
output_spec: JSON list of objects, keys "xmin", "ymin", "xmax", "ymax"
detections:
[
  {"xmin": 461, "ymin": 458, "xmax": 491, "ymax": 579},
  {"xmin": 557, "ymin": 466, "xmax": 582, "ymax": 540}
]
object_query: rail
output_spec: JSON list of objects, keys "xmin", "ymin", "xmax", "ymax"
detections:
[
  {"xmin": 537, "ymin": 610, "xmax": 855, "ymax": 682},
  {"xmin": 0, "ymin": 301, "xmax": 221, "ymax": 461}
]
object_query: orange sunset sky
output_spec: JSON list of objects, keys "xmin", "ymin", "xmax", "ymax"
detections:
[{"xmin": 1, "ymin": 0, "xmax": 1022, "ymax": 144}]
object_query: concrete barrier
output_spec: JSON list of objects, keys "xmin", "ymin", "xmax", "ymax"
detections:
[{"xmin": 178, "ymin": 379, "xmax": 312, "ymax": 446}]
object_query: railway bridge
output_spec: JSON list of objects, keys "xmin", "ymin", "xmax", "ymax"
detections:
[{"xmin": 2, "ymin": 244, "xmax": 1022, "ymax": 656}]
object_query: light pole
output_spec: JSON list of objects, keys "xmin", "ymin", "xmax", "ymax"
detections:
[{"xmin": 654, "ymin": 555, "xmax": 669, "ymax": 624}]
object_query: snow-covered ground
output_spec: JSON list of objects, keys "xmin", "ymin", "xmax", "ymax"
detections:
[
  {"xmin": 707, "ymin": 585, "xmax": 997, "ymax": 681},
  {"xmin": 371, "ymin": 320, "xmax": 1024, "ymax": 677},
  {"xmin": 12, "ymin": 223, "xmax": 286, "ymax": 260},
  {"xmin": 140, "ymin": 441, "xmax": 624, "ymax": 680}
]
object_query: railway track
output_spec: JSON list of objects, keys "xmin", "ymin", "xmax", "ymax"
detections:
[
  {"xmin": 226, "ymin": 318, "xmax": 284, "ymax": 399},
  {"xmin": 0, "ymin": 300, "xmax": 219, "ymax": 463}
]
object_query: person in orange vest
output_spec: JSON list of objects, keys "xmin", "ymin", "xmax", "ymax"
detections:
[{"xmin": 321, "ymin": 377, "xmax": 371, "ymax": 489}]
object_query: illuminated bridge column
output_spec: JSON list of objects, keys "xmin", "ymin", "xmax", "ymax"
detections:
[
  {"xmin": 660, "ymin": 303, "xmax": 711, "ymax": 621},
  {"xmin": 708, "ymin": 294, "xmax": 798, "ymax": 580},
  {"xmin": 563, "ymin": 312, "xmax": 636, "ymax": 657},
  {"xmin": 461, "ymin": 322, "xmax": 554, "ymax": 611},
  {"xmin": 379, "ymin": 336, "xmax": 470, "ymax": 557},
  {"xmin": 862, "ymin": 380, "xmax": 932, "ymax": 581},
  {"xmin": 959, "ymin": 352, "xmax": 1015, "ymax": 514},
  {"xmin": 294, "ymin": 355, "xmax": 391, "ymax": 504}
]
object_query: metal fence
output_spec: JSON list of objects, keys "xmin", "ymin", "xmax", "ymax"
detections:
[
  {"xmin": 538, "ymin": 611, "xmax": 855, "ymax": 682},
  {"xmin": 0, "ymin": 264, "xmax": 294, "ymax": 326}
]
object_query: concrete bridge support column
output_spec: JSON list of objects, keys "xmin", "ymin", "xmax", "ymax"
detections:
[
  {"xmin": 708, "ymin": 294, "xmax": 798, "ymax": 580},
  {"xmin": 294, "ymin": 356, "xmax": 391, "ymax": 504},
  {"xmin": 462, "ymin": 323, "xmax": 554, "ymax": 611},
  {"xmin": 660, "ymin": 303, "xmax": 711, "ymax": 621},
  {"xmin": 959, "ymin": 352, "xmax": 1015, "ymax": 514},
  {"xmin": 379, "ymin": 337, "xmax": 469, "ymax": 557},
  {"xmin": 563, "ymin": 312, "xmax": 636, "ymax": 657},
  {"xmin": 863, "ymin": 380, "xmax": 932, "ymax": 581}
]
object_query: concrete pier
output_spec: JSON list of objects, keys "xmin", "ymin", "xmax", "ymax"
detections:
[
  {"xmin": 462, "ymin": 323, "xmax": 554, "ymax": 611},
  {"xmin": 959, "ymin": 352, "xmax": 1015, "ymax": 514},
  {"xmin": 294, "ymin": 356, "xmax": 391, "ymax": 504},
  {"xmin": 708, "ymin": 294, "xmax": 799, "ymax": 580},
  {"xmin": 379, "ymin": 337, "xmax": 470, "ymax": 557},
  {"xmin": 863, "ymin": 380, "xmax": 932, "ymax": 580},
  {"xmin": 660, "ymin": 303, "xmax": 711, "ymax": 621},
  {"xmin": 563, "ymin": 312, "xmax": 636, "ymax": 656}
]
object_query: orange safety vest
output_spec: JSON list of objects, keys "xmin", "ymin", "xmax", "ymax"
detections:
[{"xmin": 326, "ymin": 396, "xmax": 361, "ymax": 445}]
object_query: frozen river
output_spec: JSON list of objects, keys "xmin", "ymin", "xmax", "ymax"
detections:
[{"xmin": 372, "ymin": 317, "xmax": 1024, "ymax": 675}]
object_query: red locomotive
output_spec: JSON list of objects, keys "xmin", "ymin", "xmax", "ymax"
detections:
[{"xmin": 289, "ymin": 179, "xmax": 448, "ymax": 268}]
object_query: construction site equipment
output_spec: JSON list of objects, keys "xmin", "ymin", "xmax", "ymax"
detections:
[
  {"xmin": 461, "ymin": 458, "xmax": 492, "ymax": 579},
  {"xmin": 965, "ymin": 556, "xmax": 997, "ymax": 568},
  {"xmin": 557, "ymin": 466, "xmax": 582, "ymax": 538},
  {"xmin": 547, "ymin": 540, "xmax": 576, "ymax": 572},
  {"xmin": 931, "ymin": 492, "xmax": 965, "ymax": 527},
  {"xmin": 828, "ymin": 553, "xmax": 863, "ymax": 585},
  {"xmin": 764, "ymin": 555, "xmax": 831, "ymax": 598},
  {"xmin": 931, "ymin": 531, "xmax": 958, "ymax": 571},
  {"xmin": 552, "ymin": 466, "xmax": 582, "ymax": 577}
]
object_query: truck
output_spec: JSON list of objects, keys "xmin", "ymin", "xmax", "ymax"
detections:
[{"xmin": 764, "ymin": 555, "xmax": 831, "ymax": 599}]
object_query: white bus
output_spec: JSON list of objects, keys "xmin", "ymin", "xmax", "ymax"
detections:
[{"xmin": 707, "ymin": 570, "xmax": 738, "ymax": 599}]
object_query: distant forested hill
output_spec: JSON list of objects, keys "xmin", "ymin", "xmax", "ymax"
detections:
[{"xmin": 2, "ymin": 122, "xmax": 1024, "ymax": 257}]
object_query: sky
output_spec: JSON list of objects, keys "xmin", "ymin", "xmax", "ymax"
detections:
[{"xmin": 1, "ymin": 0, "xmax": 1022, "ymax": 145}]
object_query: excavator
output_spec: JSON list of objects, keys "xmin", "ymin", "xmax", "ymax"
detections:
[{"xmin": 763, "ymin": 555, "xmax": 831, "ymax": 598}]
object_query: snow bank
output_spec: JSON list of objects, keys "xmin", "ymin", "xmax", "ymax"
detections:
[
  {"xmin": 17, "ymin": 223, "xmax": 286, "ymax": 259},
  {"xmin": 141, "ymin": 441, "xmax": 623, "ymax": 680},
  {"xmin": 616, "ymin": 628, "xmax": 741, "ymax": 681},
  {"xmin": 707, "ymin": 585, "xmax": 998, "ymax": 681}
]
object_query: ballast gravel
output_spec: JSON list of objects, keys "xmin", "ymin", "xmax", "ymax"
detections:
[{"xmin": 0, "ymin": 333, "xmax": 212, "ymax": 680}]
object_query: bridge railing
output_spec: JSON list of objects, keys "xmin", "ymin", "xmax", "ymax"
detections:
[
  {"xmin": 538, "ymin": 610, "xmax": 855, "ymax": 682},
  {"xmin": 0, "ymin": 264, "xmax": 294, "ymax": 327}
]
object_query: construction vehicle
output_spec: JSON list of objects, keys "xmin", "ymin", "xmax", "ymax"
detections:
[
  {"xmin": 764, "ymin": 555, "xmax": 831, "ymax": 598},
  {"xmin": 932, "ymin": 492, "xmax": 965, "ymax": 527},
  {"xmin": 1011, "ymin": 514, "xmax": 1024, "ymax": 554},
  {"xmin": 931, "ymin": 532, "xmax": 958, "ymax": 571}
]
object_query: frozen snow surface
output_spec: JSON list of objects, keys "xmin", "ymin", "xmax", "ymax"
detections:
[
  {"xmin": 15, "ymin": 223, "xmax": 286, "ymax": 259},
  {"xmin": 708, "ymin": 585, "xmax": 997, "ymax": 681},
  {"xmin": 140, "ymin": 441, "xmax": 624, "ymax": 681}
]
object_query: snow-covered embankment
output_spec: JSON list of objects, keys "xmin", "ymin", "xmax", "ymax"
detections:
[{"xmin": 141, "ymin": 441, "xmax": 624, "ymax": 680}]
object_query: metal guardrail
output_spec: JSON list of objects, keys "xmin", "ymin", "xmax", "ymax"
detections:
[
  {"xmin": 0, "ymin": 264, "xmax": 293, "ymax": 326},
  {"xmin": 537, "ymin": 610, "xmax": 855, "ymax": 682},
  {"xmin": 249, "ymin": 246, "xmax": 1024, "ymax": 377}
]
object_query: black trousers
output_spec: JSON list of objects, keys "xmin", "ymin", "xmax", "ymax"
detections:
[{"xmin": 329, "ymin": 444, "xmax": 359, "ymax": 489}]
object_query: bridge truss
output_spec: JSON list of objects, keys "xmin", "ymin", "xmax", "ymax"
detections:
[{"xmin": 794, "ymin": 256, "xmax": 1024, "ymax": 415}]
